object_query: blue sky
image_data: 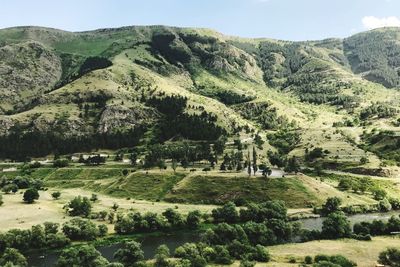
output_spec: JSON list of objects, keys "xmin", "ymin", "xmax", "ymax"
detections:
[{"xmin": 1, "ymin": 0, "xmax": 399, "ymax": 40}]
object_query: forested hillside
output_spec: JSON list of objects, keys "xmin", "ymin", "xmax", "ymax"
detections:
[{"xmin": 0, "ymin": 25, "xmax": 399, "ymax": 172}]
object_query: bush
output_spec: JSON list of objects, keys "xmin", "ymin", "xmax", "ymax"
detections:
[
  {"xmin": 321, "ymin": 197, "xmax": 342, "ymax": 216},
  {"xmin": 305, "ymin": 255, "xmax": 313, "ymax": 264},
  {"xmin": 52, "ymin": 191, "xmax": 61, "ymax": 200},
  {"xmin": 62, "ymin": 218, "xmax": 99, "ymax": 241},
  {"xmin": 66, "ymin": 196, "xmax": 92, "ymax": 217},
  {"xmin": 23, "ymin": 188, "xmax": 39, "ymax": 203},
  {"xmin": 0, "ymin": 248, "xmax": 27, "ymax": 267},
  {"xmin": 214, "ymin": 245, "xmax": 233, "ymax": 265},
  {"xmin": 321, "ymin": 212, "xmax": 351, "ymax": 239},
  {"xmin": 379, "ymin": 247, "xmax": 400, "ymax": 266},
  {"xmin": 114, "ymin": 241, "xmax": 144, "ymax": 266},
  {"xmin": 211, "ymin": 202, "xmax": 239, "ymax": 223},
  {"xmin": 53, "ymin": 159, "xmax": 69, "ymax": 168}
]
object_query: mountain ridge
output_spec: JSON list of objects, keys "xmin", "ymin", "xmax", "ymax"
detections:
[{"xmin": 0, "ymin": 25, "xmax": 399, "ymax": 173}]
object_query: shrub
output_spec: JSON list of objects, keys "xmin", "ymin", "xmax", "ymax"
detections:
[
  {"xmin": 23, "ymin": 188, "xmax": 39, "ymax": 203},
  {"xmin": 66, "ymin": 196, "xmax": 92, "ymax": 217}
]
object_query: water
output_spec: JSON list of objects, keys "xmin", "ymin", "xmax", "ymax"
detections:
[
  {"xmin": 300, "ymin": 211, "xmax": 400, "ymax": 231},
  {"xmin": 27, "ymin": 211, "xmax": 400, "ymax": 266},
  {"xmin": 27, "ymin": 231, "xmax": 200, "ymax": 267}
]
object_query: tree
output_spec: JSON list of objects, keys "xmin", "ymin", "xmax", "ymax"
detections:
[
  {"xmin": 162, "ymin": 208, "xmax": 184, "ymax": 227},
  {"xmin": 130, "ymin": 152, "xmax": 138, "ymax": 166},
  {"xmin": 211, "ymin": 202, "xmax": 239, "ymax": 223},
  {"xmin": 360, "ymin": 156, "xmax": 369, "ymax": 165},
  {"xmin": 0, "ymin": 248, "xmax": 27, "ymax": 267},
  {"xmin": 259, "ymin": 163, "xmax": 272, "ymax": 178},
  {"xmin": 252, "ymin": 147, "xmax": 258, "ymax": 175},
  {"xmin": 186, "ymin": 210, "xmax": 202, "ymax": 229},
  {"xmin": 23, "ymin": 188, "xmax": 39, "ymax": 203},
  {"xmin": 321, "ymin": 197, "xmax": 342, "ymax": 216},
  {"xmin": 53, "ymin": 159, "xmax": 69, "ymax": 168},
  {"xmin": 0, "ymin": 194, "xmax": 3, "ymax": 206},
  {"xmin": 172, "ymin": 158, "xmax": 178, "ymax": 173},
  {"xmin": 379, "ymin": 247, "xmax": 400, "ymax": 267},
  {"xmin": 372, "ymin": 188, "xmax": 387, "ymax": 200},
  {"xmin": 90, "ymin": 194, "xmax": 98, "ymax": 202},
  {"xmin": 62, "ymin": 218, "xmax": 99, "ymax": 241},
  {"xmin": 214, "ymin": 245, "xmax": 233, "ymax": 265},
  {"xmin": 31, "ymin": 224, "xmax": 46, "ymax": 248},
  {"xmin": 284, "ymin": 156, "xmax": 300, "ymax": 173},
  {"xmin": 155, "ymin": 245, "xmax": 170, "ymax": 267},
  {"xmin": 114, "ymin": 241, "xmax": 144, "ymax": 267},
  {"xmin": 52, "ymin": 191, "xmax": 61, "ymax": 200},
  {"xmin": 321, "ymin": 212, "xmax": 351, "ymax": 239},
  {"xmin": 247, "ymin": 151, "xmax": 251, "ymax": 177},
  {"xmin": 66, "ymin": 196, "xmax": 92, "ymax": 217},
  {"xmin": 2, "ymin": 184, "xmax": 18, "ymax": 194},
  {"xmin": 56, "ymin": 245, "xmax": 109, "ymax": 267}
]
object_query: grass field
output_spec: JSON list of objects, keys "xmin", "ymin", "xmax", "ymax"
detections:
[
  {"xmin": 0, "ymin": 187, "xmax": 217, "ymax": 232},
  {"xmin": 266, "ymin": 236, "xmax": 400, "ymax": 266}
]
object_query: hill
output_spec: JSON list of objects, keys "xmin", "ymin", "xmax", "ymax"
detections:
[{"xmin": 0, "ymin": 25, "xmax": 399, "ymax": 175}]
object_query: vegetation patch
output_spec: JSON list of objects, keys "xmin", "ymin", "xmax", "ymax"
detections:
[{"xmin": 165, "ymin": 175, "xmax": 319, "ymax": 207}]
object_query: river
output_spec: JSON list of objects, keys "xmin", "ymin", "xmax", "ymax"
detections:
[{"xmin": 27, "ymin": 211, "xmax": 400, "ymax": 266}]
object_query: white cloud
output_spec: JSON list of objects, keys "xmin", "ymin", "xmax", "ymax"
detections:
[{"xmin": 362, "ymin": 16, "xmax": 400, "ymax": 30}]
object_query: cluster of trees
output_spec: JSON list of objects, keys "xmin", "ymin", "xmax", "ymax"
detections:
[
  {"xmin": 353, "ymin": 215, "xmax": 400, "ymax": 236},
  {"xmin": 147, "ymin": 94, "xmax": 225, "ymax": 141},
  {"xmin": 361, "ymin": 130, "xmax": 400, "ymax": 162},
  {"xmin": 379, "ymin": 247, "xmax": 400, "ymax": 267},
  {"xmin": 311, "ymin": 254, "xmax": 356, "ymax": 267},
  {"xmin": 64, "ymin": 196, "xmax": 93, "ymax": 217},
  {"xmin": 267, "ymin": 129, "xmax": 300, "ymax": 155},
  {"xmin": 1, "ymin": 176, "xmax": 43, "ymax": 195},
  {"xmin": 0, "ymin": 126, "xmax": 145, "ymax": 161},
  {"xmin": 200, "ymin": 88, "xmax": 255, "ymax": 105},
  {"xmin": 174, "ymin": 239, "xmax": 269, "ymax": 266},
  {"xmin": 344, "ymin": 30, "xmax": 400, "ymax": 88},
  {"xmin": 62, "ymin": 218, "xmax": 107, "ymax": 241},
  {"xmin": 0, "ymin": 218, "xmax": 109, "ymax": 266},
  {"xmin": 143, "ymin": 142, "xmax": 217, "ymax": 169},
  {"xmin": 114, "ymin": 208, "xmax": 202, "ymax": 234},
  {"xmin": 305, "ymin": 147, "xmax": 327, "ymax": 162},
  {"xmin": 360, "ymin": 103, "xmax": 398, "ymax": 120},
  {"xmin": 234, "ymin": 101, "xmax": 295, "ymax": 130},
  {"xmin": 0, "ymin": 222, "xmax": 70, "ymax": 256}
]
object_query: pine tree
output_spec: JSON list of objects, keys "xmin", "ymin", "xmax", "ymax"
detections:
[{"xmin": 252, "ymin": 147, "xmax": 258, "ymax": 176}]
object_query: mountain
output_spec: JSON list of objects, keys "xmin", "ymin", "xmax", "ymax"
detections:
[{"xmin": 0, "ymin": 25, "xmax": 399, "ymax": 174}]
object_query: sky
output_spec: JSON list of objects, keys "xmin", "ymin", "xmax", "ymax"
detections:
[{"xmin": 1, "ymin": 0, "xmax": 400, "ymax": 41}]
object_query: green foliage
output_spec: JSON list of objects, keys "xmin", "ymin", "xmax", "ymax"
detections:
[
  {"xmin": 114, "ymin": 241, "xmax": 144, "ymax": 267},
  {"xmin": 0, "ymin": 248, "xmax": 27, "ymax": 267},
  {"xmin": 23, "ymin": 188, "xmax": 39, "ymax": 203},
  {"xmin": 66, "ymin": 196, "xmax": 92, "ymax": 217},
  {"xmin": 267, "ymin": 129, "xmax": 300, "ymax": 154},
  {"xmin": 234, "ymin": 101, "xmax": 294, "ymax": 130},
  {"xmin": 360, "ymin": 103, "xmax": 398, "ymax": 120},
  {"xmin": 51, "ymin": 191, "xmax": 61, "ymax": 200},
  {"xmin": 321, "ymin": 212, "xmax": 351, "ymax": 239},
  {"xmin": 56, "ymin": 245, "xmax": 109, "ymax": 267},
  {"xmin": 211, "ymin": 202, "xmax": 239, "ymax": 223},
  {"xmin": 345, "ymin": 29, "xmax": 400, "ymax": 88},
  {"xmin": 314, "ymin": 254, "xmax": 356, "ymax": 267},
  {"xmin": 321, "ymin": 197, "xmax": 342, "ymax": 216},
  {"xmin": 62, "ymin": 218, "xmax": 101, "ymax": 241},
  {"xmin": 378, "ymin": 247, "xmax": 400, "ymax": 267}
]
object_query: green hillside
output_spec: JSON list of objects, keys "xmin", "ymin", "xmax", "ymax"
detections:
[{"xmin": 0, "ymin": 25, "xmax": 399, "ymax": 175}]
